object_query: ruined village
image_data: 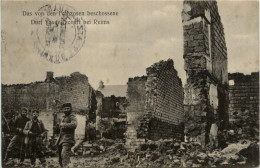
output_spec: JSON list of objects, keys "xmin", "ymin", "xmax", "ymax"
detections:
[{"xmin": 1, "ymin": 1, "xmax": 259, "ymax": 168}]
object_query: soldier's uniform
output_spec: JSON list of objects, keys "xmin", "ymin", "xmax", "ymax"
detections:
[
  {"xmin": 55, "ymin": 113, "xmax": 77, "ymax": 167},
  {"xmin": 4, "ymin": 115, "xmax": 30, "ymax": 162},
  {"xmin": 23, "ymin": 119, "xmax": 47, "ymax": 166}
]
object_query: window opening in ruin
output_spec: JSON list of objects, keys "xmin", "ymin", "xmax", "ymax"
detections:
[
  {"xmin": 233, "ymin": 111, "xmax": 238, "ymax": 116},
  {"xmin": 229, "ymin": 80, "xmax": 234, "ymax": 86}
]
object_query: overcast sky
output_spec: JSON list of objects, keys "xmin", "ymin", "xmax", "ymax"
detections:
[{"xmin": 2, "ymin": 1, "xmax": 259, "ymax": 89}]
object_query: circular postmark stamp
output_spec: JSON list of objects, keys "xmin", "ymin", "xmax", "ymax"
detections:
[{"xmin": 32, "ymin": 3, "xmax": 86, "ymax": 64}]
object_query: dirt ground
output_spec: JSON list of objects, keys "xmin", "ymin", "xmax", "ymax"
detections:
[{"xmin": 4, "ymin": 156, "xmax": 125, "ymax": 168}]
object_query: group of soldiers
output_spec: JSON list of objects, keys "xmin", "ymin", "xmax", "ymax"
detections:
[{"xmin": 2, "ymin": 103, "xmax": 78, "ymax": 167}]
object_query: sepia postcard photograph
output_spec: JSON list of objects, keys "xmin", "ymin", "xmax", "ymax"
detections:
[{"xmin": 1, "ymin": 0, "xmax": 259, "ymax": 167}]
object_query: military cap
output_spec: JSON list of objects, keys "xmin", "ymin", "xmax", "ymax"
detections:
[
  {"xmin": 21, "ymin": 107, "xmax": 28, "ymax": 112},
  {"xmin": 62, "ymin": 103, "xmax": 72, "ymax": 109},
  {"xmin": 32, "ymin": 110, "xmax": 40, "ymax": 113}
]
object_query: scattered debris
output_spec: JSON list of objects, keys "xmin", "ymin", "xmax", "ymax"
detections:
[{"xmin": 3, "ymin": 135, "xmax": 259, "ymax": 168}]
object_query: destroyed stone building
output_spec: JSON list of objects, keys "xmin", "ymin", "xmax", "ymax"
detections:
[
  {"xmin": 96, "ymin": 81, "xmax": 127, "ymax": 139},
  {"xmin": 2, "ymin": 72, "xmax": 97, "ymax": 138},
  {"xmin": 229, "ymin": 72, "xmax": 259, "ymax": 117},
  {"xmin": 181, "ymin": 0, "xmax": 229, "ymax": 145},
  {"xmin": 1, "ymin": 1, "xmax": 260, "ymax": 167},
  {"xmin": 125, "ymin": 59, "xmax": 184, "ymax": 151},
  {"xmin": 228, "ymin": 72, "xmax": 259, "ymax": 138},
  {"xmin": 97, "ymin": 81, "xmax": 127, "ymax": 118}
]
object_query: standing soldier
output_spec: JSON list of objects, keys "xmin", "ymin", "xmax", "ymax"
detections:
[
  {"xmin": 23, "ymin": 110, "xmax": 47, "ymax": 166},
  {"xmin": 55, "ymin": 103, "xmax": 77, "ymax": 167},
  {"xmin": 4, "ymin": 107, "xmax": 30, "ymax": 163},
  {"xmin": 2, "ymin": 113, "xmax": 10, "ymax": 163}
]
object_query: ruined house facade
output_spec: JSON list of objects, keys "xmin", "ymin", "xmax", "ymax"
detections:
[
  {"xmin": 126, "ymin": 59, "xmax": 184, "ymax": 151},
  {"xmin": 96, "ymin": 82, "xmax": 127, "ymax": 139},
  {"xmin": 2, "ymin": 72, "xmax": 95, "ymax": 112},
  {"xmin": 97, "ymin": 82, "xmax": 127, "ymax": 118},
  {"xmin": 2, "ymin": 72, "xmax": 96, "ymax": 138},
  {"xmin": 181, "ymin": 0, "xmax": 229, "ymax": 145}
]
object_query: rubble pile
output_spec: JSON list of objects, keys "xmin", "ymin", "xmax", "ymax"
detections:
[
  {"xmin": 124, "ymin": 139, "xmax": 259, "ymax": 167},
  {"xmin": 81, "ymin": 138, "xmax": 126, "ymax": 156},
  {"xmin": 230, "ymin": 111, "xmax": 259, "ymax": 141},
  {"xmin": 4, "ymin": 137, "xmax": 259, "ymax": 167}
]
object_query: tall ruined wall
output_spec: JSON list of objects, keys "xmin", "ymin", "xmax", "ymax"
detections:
[
  {"xmin": 182, "ymin": 0, "xmax": 228, "ymax": 84},
  {"xmin": 146, "ymin": 59, "xmax": 184, "ymax": 140},
  {"xmin": 56, "ymin": 72, "xmax": 91, "ymax": 112},
  {"xmin": 147, "ymin": 60, "xmax": 183, "ymax": 124},
  {"xmin": 182, "ymin": 0, "xmax": 229, "ymax": 145},
  {"xmin": 229, "ymin": 72, "xmax": 259, "ymax": 119},
  {"xmin": 95, "ymin": 91, "xmax": 103, "ymax": 132},
  {"xmin": 125, "ymin": 76, "xmax": 147, "ymax": 151},
  {"xmin": 126, "ymin": 59, "xmax": 184, "ymax": 151}
]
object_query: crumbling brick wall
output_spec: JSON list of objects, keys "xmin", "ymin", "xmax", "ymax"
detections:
[
  {"xmin": 95, "ymin": 91, "xmax": 103, "ymax": 132},
  {"xmin": 181, "ymin": 0, "xmax": 229, "ymax": 145},
  {"xmin": 126, "ymin": 59, "xmax": 184, "ymax": 151},
  {"xmin": 229, "ymin": 72, "xmax": 259, "ymax": 116},
  {"xmin": 125, "ymin": 76, "xmax": 147, "ymax": 151},
  {"xmin": 2, "ymin": 82, "xmax": 55, "ymax": 112},
  {"xmin": 229, "ymin": 72, "xmax": 259, "ymax": 138},
  {"xmin": 55, "ymin": 72, "xmax": 92, "ymax": 112},
  {"xmin": 2, "ymin": 72, "xmax": 93, "ymax": 112},
  {"xmin": 145, "ymin": 60, "xmax": 184, "ymax": 140}
]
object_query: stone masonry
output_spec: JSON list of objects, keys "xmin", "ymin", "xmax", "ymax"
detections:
[
  {"xmin": 95, "ymin": 90, "xmax": 103, "ymax": 132},
  {"xmin": 2, "ymin": 72, "xmax": 97, "ymax": 138},
  {"xmin": 95, "ymin": 82, "xmax": 127, "ymax": 139},
  {"xmin": 2, "ymin": 72, "xmax": 95, "ymax": 112},
  {"xmin": 126, "ymin": 59, "xmax": 184, "ymax": 151},
  {"xmin": 125, "ymin": 76, "xmax": 147, "ymax": 151},
  {"xmin": 229, "ymin": 72, "xmax": 259, "ymax": 120},
  {"xmin": 181, "ymin": 0, "xmax": 229, "ymax": 145}
]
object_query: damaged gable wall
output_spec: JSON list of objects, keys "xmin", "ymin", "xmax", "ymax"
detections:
[
  {"xmin": 181, "ymin": 0, "xmax": 229, "ymax": 145},
  {"xmin": 126, "ymin": 59, "xmax": 184, "ymax": 151}
]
